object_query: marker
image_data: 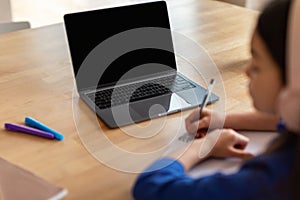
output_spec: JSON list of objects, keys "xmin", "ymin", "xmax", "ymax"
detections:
[
  {"xmin": 4, "ymin": 123, "xmax": 55, "ymax": 139},
  {"xmin": 25, "ymin": 117, "xmax": 64, "ymax": 140}
]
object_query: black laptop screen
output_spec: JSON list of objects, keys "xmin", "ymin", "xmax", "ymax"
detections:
[{"xmin": 64, "ymin": 1, "xmax": 177, "ymax": 90}]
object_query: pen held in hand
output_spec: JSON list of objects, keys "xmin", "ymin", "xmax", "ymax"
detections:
[
  {"xmin": 195, "ymin": 79, "xmax": 215, "ymax": 136},
  {"xmin": 178, "ymin": 79, "xmax": 215, "ymax": 142},
  {"xmin": 199, "ymin": 79, "xmax": 215, "ymax": 115}
]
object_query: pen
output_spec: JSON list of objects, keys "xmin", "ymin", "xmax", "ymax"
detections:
[
  {"xmin": 199, "ymin": 79, "xmax": 215, "ymax": 116},
  {"xmin": 4, "ymin": 123, "xmax": 55, "ymax": 139},
  {"xmin": 195, "ymin": 79, "xmax": 215, "ymax": 138},
  {"xmin": 178, "ymin": 79, "xmax": 215, "ymax": 142},
  {"xmin": 25, "ymin": 117, "xmax": 64, "ymax": 140}
]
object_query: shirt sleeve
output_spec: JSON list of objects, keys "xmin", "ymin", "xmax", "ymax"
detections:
[{"xmin": 132, "ymin": 154, "xmax": 291, "ymax": 200}]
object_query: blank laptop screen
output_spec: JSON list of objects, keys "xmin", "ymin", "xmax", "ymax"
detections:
[{"xmin": 64, "ymin": 1, "xmax": 177, "ymax": 90}]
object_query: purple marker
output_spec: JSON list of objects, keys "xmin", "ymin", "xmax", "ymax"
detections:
[{"xmin": 4, "ymin": 123, "xmax": 55, "ymax": 139}]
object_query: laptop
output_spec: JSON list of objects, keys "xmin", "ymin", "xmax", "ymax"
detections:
[{"xmin": 63, "ymin": 0, "xmax": 219, "ymax": 128}]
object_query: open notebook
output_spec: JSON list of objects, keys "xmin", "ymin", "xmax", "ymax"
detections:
[{"xmin": 0, "ymin": 157, "xmax": 67, "ymax": 200}]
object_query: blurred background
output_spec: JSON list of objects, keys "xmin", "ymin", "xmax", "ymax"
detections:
[{"xmin": 0, "ymin": 0, "xmax": 269, "ymax": 29}]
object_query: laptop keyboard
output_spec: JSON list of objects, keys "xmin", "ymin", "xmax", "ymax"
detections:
[{"xmin": 87, "ymin": 75, "xmax": 196, "ymax": 109}]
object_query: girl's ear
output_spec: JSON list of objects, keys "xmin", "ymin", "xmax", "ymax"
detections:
[{"xmin": 279, "ymin": 0, "xmax": 300, "ymax": 133}]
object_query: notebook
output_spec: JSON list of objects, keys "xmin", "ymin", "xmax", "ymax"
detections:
[
  {"xmin": 63, "ymin": 0, "xmax": 219, "ymax": 128},
  {"xmin": 0, "ymin": 157, "xmax": 67, "ymax": 200}
]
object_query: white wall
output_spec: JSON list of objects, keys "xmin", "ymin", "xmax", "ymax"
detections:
[{"xmin": 0, "ymin": 0, "xmax": 12, "ymax": 22}]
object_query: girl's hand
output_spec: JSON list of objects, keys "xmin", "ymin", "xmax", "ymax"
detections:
[
  {"xmin": 185, "ymin": 108, "xmax": 225, "ymax": 135},
  {"xmin": 207, "ymin": 129, "xmax": 254, "ymax": 159},
  {"xmin": 177, "ymin": 129, "xmax": 253, "ymax": 171}
]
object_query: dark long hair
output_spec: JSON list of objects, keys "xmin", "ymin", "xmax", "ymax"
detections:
[{"xmin": 257, "ymin": 0, "xmax": 300, "ymax": 198}]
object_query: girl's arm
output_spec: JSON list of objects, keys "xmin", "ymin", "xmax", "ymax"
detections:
[
  {"xmin": 185, "ymin": 108, "xmax": 279, "ymax": 134},
  {"xmin": 224, "ymin": 110, "xmax": 280, "ymax": 131}
]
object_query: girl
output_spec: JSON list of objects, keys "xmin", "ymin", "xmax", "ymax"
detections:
[{"xmin": 132, "ymin": 0, "xmax": 300, "ymax": 199}]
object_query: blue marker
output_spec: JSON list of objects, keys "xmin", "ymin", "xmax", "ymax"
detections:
[{"xmin": 25, "ymin": 117, "xmax": 64, "ymax": 140}]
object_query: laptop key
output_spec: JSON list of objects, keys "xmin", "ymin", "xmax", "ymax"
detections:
[{"xmin": 90, "ymin": 75, "xmax": 196, "ymax": 109}]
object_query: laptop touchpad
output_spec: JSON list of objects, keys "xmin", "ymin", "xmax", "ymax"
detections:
[{"xmin": 130, "ymin": 93, "xmax": 192, "ymax": 119}]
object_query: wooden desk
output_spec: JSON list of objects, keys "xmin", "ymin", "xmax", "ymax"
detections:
[{"xmin": 0, "ymin": 1, "xmax": 258, "ymax": 199}]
